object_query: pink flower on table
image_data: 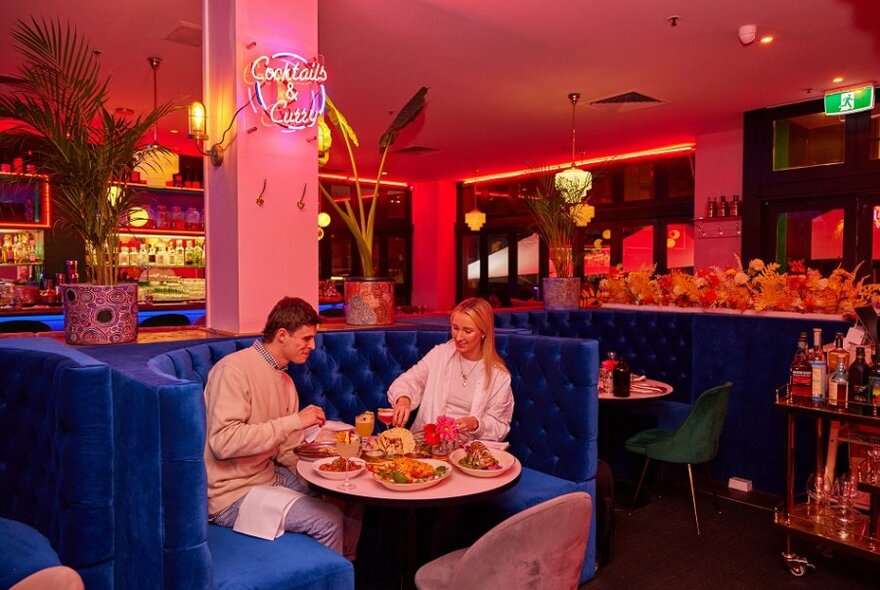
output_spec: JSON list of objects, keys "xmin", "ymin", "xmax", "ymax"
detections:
[{"xmin": 435, "ymin": 415, "xmax": 459, "ymax": 444}]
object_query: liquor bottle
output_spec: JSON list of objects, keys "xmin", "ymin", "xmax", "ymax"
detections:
[
  {"xmin": 119, "ymin": 246, "xmax": 130, "ymax": 267},
  {"xmin": 827, "ymin": 333, "xmax": 849, "ymax": 373},
  {"xmin": 719, "ymin": 195, "xmax": 729, "ymax": 217},
  {"xmin": 730, "ymin": 194, "xmax": 741, "ymax": 217},
  {"xmin": 808, "ymin": 328, "xmax": 827, "ymax": 403},
  {"xmin": 828, "ymin": 362, "xmax": 848, "ymax": 409},
  {"xmin": 850, "ymin": 347, "xmax": 871, "ymax": 414},
  {"xmin": 789, "ymin": 343, "xmax": 811, "ymax": 400},
  {"xmin": 184, "ymin": 241, "xmax": 194, "ymax": 266},
  {"xmin": 707, "ymin": 197, "xmax": 717, "ymax": 218},
  {"xmin": 870, "ymin": 349, "xmax": 880, "ymax": 416},
  {"xmin": 612, "ymin": 357, "xmax": 631, "ymax": 398},
  {"xmin": 175, "ymin": 240, "xmax": 185, "ymax": 266}
]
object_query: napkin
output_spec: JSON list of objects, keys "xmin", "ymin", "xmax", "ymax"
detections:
[
  {"xmin": 303, "ymin": 420, "xmax": 353, "ymax": 443},
  {"xmin": 233, "ymin": 485, "xmax": 304, "ymax": 540}
]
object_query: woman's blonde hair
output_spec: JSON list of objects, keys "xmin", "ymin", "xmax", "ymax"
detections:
[{"xmin": 451, "ymin": 297, "xmax": 509, "ymax": 386}]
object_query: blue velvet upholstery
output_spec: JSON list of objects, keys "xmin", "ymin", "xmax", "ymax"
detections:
[
  {"xmin": 494, "ymin": 308, "xmax": 850, "ymax": 494},
  {"xmin": 0, "ymin": 517, "xmax": 63, "ymax": 588},
  {"xmin": 148, "ymin": 330, "xmax": 599, "ymax": 584},
  {"xmin": 0, "ymin": 338, "xmax": 114, "ymax": 589}
]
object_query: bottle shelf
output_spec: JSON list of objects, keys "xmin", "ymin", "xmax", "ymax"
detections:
[
  {"xmin": 119, "ymin": 264, "xmax": 205, "ymax": 269},
  {"xmin": 694, "ymin": 216, "xmax": 741, "ymax": 239},
  {"xmin": 119, "ymin": 229, "xmax": 204, "ymax": 238},
  {"xmin": 0, "ymin": 262, "xmax": 44, "ymax": 267}
]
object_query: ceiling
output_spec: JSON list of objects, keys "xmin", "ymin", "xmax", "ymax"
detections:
[{"xmin": 2, "ymin": 0, "xmax": 880, "ymax": 183}]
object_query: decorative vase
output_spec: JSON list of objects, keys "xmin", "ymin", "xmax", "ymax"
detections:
[
  {"xmin": 542, "ymin": 277, "xmax": 581, "ymax": 310},
  {"xmin": 62, "ymin": 283, "xmax": 138, "ymax": 345},
  {"xmin": 343, "ymin": 277, "xmax": 395, "ymax": 326}
]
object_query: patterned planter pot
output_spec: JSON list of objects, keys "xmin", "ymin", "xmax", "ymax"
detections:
[
  {"xmin": 542, "ymin": 277, "xmax": 581, "ymax": 310},
  {"xmin": 344, "ymin": 277, "xmax": 395, "ymax": 326},
  {"xmin": 62, "ymin": 283, "xmax": 139, "ymax": 345}
]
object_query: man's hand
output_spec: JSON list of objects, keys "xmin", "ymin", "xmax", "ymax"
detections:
[
  {"xmin": 393, "ymin": 397, "xmax": 412, "ymax": 428},
  {"xmin": 298, "ymin": 404, "xmax": 326, "ymax": 428}
]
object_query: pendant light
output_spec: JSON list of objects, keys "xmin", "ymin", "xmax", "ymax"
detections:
[
  {"xmin": 465, "ymin": 172, "xmax": 486, "ymax": 231},
  {"xmin": 554, "ymin": 92, "xmax": 592, "ymax": 204}
]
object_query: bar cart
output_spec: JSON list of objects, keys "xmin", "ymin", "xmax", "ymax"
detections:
[{"xmin": 774, "ymin": 387, "xmax": 880, "ymax": 576}]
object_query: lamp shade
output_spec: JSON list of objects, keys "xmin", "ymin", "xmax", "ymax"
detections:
[
  {"xmin": 554, "ymin": 167, "xmax": 592, "ymax": 204},
  {"xmin": 465, "ymin": 208, "xmax": 486, "ymax": 231},
  {"xmin": 572, "ymin": 203, "xmax": 595, "ymax": 227},
  {"xmin": 317, "ymin": 212, "xmax": 331, "ymax": 228},
  {"xmin": 188, "ymin": 101, "xmax": 207, "ymax": 140}
]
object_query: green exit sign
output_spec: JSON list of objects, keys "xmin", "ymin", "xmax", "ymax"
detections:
[{"xmin": 824, "ymin": 85, "xmax": 875, "ymax": 115}]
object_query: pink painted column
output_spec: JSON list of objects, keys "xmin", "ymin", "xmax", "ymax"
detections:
[
  {"xmin": 411, "ymin": 180, "xmax": 457, "ymax": 313},
  {"xmin": 202, "ymin": 0, "xmax": 319, "ymax": 333}
]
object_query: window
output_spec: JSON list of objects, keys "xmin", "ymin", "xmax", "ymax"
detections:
[
  {"xmin": 622, "ymin": 225, "xmax": 654, "ymax": 271},
  {"xmin": 774, "ymin": 208, "xmax": 844, "ymax": 274},
  {"xmin": 623, "ymin": 162, "xmax": 653, "ymax": 201},
  {"xmin": 773, "ymin": 112, "xmax": 845, "ymax": 170},
  {"xmin": 871, "ymin": 104, "xmax": 880, "ymax": 160},
  {"xmin": 666, "ymin": 223, "xmax": 694, "ymax": 269}
]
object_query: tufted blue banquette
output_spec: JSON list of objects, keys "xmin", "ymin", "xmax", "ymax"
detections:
[
  {"xmin": 493, "ymin": 307, "xmax": 850, "ymax": 494},
  {"xmin": 148, "ymin": 330, "xmax": 600, "ymax": 584},
  {"xmin": 0, "ymin": 338, "xmax": 114, "ymax": 589}
]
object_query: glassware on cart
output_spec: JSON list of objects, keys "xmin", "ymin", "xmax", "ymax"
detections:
[
  {"xmin": 334, "ymin": 432, "xmax": 362, "ymax": 491},
  {"xmin": 805, "ymin": 472, "xmax": 831, "ymax": 521},
  {"xmin": 830, "ymin": 472, "xmax": 861, "ymax": 539},
  {"xmin": 377, "ymin": 407, "xmax": 395, "ymax": 431},
  {"xmin": 857, "ymin": 444, "xmax": 880, "ymax": 484}
]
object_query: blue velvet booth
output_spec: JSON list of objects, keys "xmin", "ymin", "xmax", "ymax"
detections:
[
  {"xmin": 147, "ymin": 330, "xmax": 600, "ymax": 585},
  {"xmin": 493, "ymin": 307, "xmax": 850, "ymax": 494}
]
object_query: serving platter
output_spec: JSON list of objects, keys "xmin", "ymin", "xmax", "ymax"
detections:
[
  {"xmin": 449, "ymin": 448, "xmax": 517, "ymax": 478},
  {"xmin": 369, "ymin": 458, "xmax": 452, "ymax": 491},
  {"xmin": 293, "ymin": 441, "xmax": 337, "ymax": 461},
  {"xmin": 312, "ymin": 456, "xmax": 366, "ymax": 480}
]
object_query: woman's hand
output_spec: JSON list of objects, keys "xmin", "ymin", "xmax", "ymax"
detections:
[
  {"xmin": 456, "ymin": 416, "xmax": 479, "ymax": 434},
  {"xmin": 298, "ymin": 404, "xmax": 326, "ymax": 428},
  {"xmin": 393, "ymin": 397, "xmax": 412, "ymax": 428}
]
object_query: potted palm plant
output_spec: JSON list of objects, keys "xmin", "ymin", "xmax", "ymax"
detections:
[
  {"xmin": 524, "ymin": 172, "xmax": 593, "ymax": 310},
  {"xmin": 0, "ymin": 18, "xmax": 176, "ymax": 344},
  {"xmin": 319, "ymin": 87, "xmax": 427, "ymax": 325}
]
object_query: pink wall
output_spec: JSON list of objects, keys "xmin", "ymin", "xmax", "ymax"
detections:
[
  {"xmin": 203, "ymin": 0, "xmax": 320, "ymax": 333},
  {"xmin": 693, "ymin": 127, "xmax": 744, "ymax": 269},
  {"xmin": 411, "ymin": 180, "xmax": 457, "ymax": 312}
]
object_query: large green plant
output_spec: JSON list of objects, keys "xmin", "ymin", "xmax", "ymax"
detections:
[
  {"xmin": 319, "ymin": 88, "xmax": 427, "ymax": 277},
  {"xmin": 0, "ymin": 18, "xmax": 175, "ymax": 285},
  {"xmin": 524, "ymin": 174, "xmax": 592, "ymax": 278}
]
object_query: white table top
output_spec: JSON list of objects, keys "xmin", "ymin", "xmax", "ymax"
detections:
[
  {"xmin": 296, "ymin": 455, "xmax": 521, "ymax": 506},
  {"xmin": 598, "ymin": 378, "xmax": 673, "ymax": 400}
]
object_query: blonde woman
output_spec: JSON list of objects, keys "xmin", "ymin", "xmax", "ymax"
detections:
[{"xmin": 388, "ymin": 297, "xmax": 513, "ymax": 441}]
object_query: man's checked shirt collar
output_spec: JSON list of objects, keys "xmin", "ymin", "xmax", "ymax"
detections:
[{"xmin": 252, "ymin": 338, "xmax": 287, "ymax": 370}]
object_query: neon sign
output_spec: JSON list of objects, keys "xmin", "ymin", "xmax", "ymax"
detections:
[{"xmin": 246, "ymin": 52, "xmax": 328, "ymax": 132}]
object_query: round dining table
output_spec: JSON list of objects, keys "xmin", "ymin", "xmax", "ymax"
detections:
[{"xmin": 598, "ymin": 378, "xmax": 674, "ymax": 401}]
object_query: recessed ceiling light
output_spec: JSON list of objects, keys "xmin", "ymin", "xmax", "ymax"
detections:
[
  {"xmin": 832, "ymin": 76, "xmax": 844, "ymax": 83},
  {"xmin": 169, "ymin": 129, "xmax": 179, "ymax": 134},
  {"xmin": 115, "ymin": 107, "xmax": 134, "ymax": 116},
  {"xmin": 759, "ymin": 35, "xmax": 774, "ymax": 44}
]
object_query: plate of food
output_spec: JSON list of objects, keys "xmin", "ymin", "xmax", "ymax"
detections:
[
  {"xmin": 449, "ymin": 442, "xmax": 516, "ymax": 478},
  {"xmin": 293, "ymin": 441, "xmax": 337, "ymax": 462},
  {"xmin": 312, "ymin": 456, "xmax": 366, "ymax": 480},
  {"xmin": 367, "ymin": 457, "xmax": 451, "ymax": 491}
]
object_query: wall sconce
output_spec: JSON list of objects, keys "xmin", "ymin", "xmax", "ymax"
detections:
[{"xmin": 188, "ymin": 100, "xmax": 249, "ymax": 167}]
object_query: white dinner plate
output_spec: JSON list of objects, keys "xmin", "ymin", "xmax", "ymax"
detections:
[
  {"xmin": 312, "ymin": 456, "xmax": 366, "ymax": 480},
  {"xmin": 369, "ymin": 458, "xmax": 452, "ymax": 491},
  {"xmin": 449, "ymin": 448, "xmax": 517, "ymax": 478}
]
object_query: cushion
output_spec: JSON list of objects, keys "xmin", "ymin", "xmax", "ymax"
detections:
[
  {"xmin": 486, "ymin": 468, "xmax": 580, "ymax": 515},
  {"xmin": 0, "ymin": 518, "xmax": 62, "ymax": 589},
  {"xmin": 207, "ymin": 525, "xmax": 353, "ymax": 590}
]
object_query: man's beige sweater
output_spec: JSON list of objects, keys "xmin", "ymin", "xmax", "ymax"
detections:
[{"xmin": 204, "ymin": 347, "xmax": 306, "ymax": 514}]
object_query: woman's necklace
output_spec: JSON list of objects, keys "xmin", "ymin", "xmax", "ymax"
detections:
[{"xmin": 458, "ymin": 353, "xmax": 480, "ymax": 386}]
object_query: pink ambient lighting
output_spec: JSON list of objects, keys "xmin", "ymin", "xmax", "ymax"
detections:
[
  {"xmin": 318, "ymin": 172, "xmax": 409, "ymax": 188},
  {"xmin": 246, "ymin": 52, "xmax": 328, "ymax": 132},
  {"xmin": 461, "ymin": 143, "xmax": 696, "ymax": 185}
]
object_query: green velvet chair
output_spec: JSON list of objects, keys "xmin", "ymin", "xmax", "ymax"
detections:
[{"xmin": 624, "ymin": 382, "xmax": 732, "ymax": 534}]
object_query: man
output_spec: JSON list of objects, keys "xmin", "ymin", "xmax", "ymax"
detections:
[{"xmin": 204, "ymin": 297, "xmax": 354, "ymax": 556}]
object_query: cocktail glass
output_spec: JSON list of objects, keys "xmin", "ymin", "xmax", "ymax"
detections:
[
  {"xmin": 356, "ymin": 411, "xmax": 375, "ymax": 438},
  {"xmin": 377, "ymin": 408, "xmax": 395, "ymax": 431},
  {"xmin": 335, "ymin": 433, "xmax": 361, "ymax": 491}
]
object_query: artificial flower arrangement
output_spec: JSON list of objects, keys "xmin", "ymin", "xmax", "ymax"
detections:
[{"xmin": 593, "ymin": 256, "xmax": 877, "ymax": 317}]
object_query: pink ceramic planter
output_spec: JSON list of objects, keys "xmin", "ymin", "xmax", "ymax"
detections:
[
  {"xmin": 344, "ymin": 278, "xmax": 395, "ymax": 326},
  {"xmin": 62, "ymin": 283, "xmax": 138, "ymax": 344}
]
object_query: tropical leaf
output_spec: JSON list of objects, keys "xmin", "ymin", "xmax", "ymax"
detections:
[
  {"xmin": 379, "ymin": 86, "xmax": 428, "ymax": 153},
  {"xmin": 325, "ymin": 96, "xmax": 359, "ymax": 147}
]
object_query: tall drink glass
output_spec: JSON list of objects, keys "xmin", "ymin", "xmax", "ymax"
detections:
[
  {"xmin": 335, "ymin": 432, "xmax": 361, "ymax": 491},
  {"xmin": 356, "ymin": 411, "xmax": 375, "ymax": 438}
]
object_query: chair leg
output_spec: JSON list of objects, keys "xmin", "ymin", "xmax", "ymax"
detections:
[
  {"xmin": 703, "ymin": 462, "xmax": 721, "ymax": 514},
  {"xmin": 687, "ymin": 463, "xmax": 700, "ymax": 535},
  {"xmin": 657, "ymin": 462, "xmax": 665, "ymax": 498},
  {"xmin": 629, "ymin": 457, "xmax": 651, "ymax": 514}
]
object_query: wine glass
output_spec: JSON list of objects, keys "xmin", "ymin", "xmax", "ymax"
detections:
[
  {"xmin": 335, "ymin": 432, "xmax": 362, "ymax": 491},
  {"xmin": 805, "ymin": 472, "xmax": 829, "ymax": 521},
  {"xmin": 377, "ymin": 408, "xmax": 395, "ymax": 431},
  {"xmin": 830, "ymin": 473, "xmax": 860, "ymax": 538}
]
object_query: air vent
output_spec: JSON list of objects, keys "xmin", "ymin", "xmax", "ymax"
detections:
[
  {"xmin": 392, "ymin": 146, "xmax": 439, "ymax": 155},
  {"xmin": 165, "ymin": 21, "xmax": 202, "ymax": 48},
  {"xmin": 588, "ymin": 91, "xmax": 664, "ymax": 113}
]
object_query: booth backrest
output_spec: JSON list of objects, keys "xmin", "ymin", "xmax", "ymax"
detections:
[
  {"xmin": 494, "ymin": 309, "xmax": 694, "ymax": 403},
  {"xmin": 150, "ymin": 330, "xmax": 599, "ymax": 484},
  {"xmin": 0, "ymin": 338, "xmax": 114, "ymax": 589}
]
